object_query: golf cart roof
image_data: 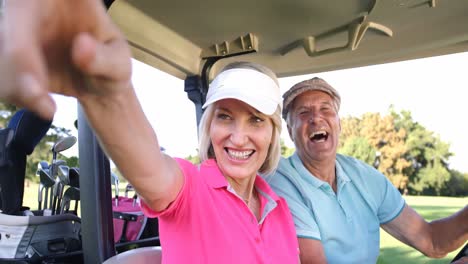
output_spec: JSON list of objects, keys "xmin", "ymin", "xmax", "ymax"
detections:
[{"xmin": 108, "ymin": 0, "xmax": 468, "ymax": 79}]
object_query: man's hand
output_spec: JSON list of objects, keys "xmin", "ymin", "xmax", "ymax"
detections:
[
  {"xmin": 452, "ymin": 256, "xmax": 468, "ymax": 264},
  {"xmin": 0, "ymin": 0, "xmax": 132, "ymax": 119}
]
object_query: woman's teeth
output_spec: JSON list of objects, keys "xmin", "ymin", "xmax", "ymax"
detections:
[{"xmin": 227, "ymin": 149, "xmax": 253, "ymax": 160}]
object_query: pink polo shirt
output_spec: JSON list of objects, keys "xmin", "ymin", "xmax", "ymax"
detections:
[{"xmin": 142, "ymin": 158, "xmax": 299, "ymax": 264}]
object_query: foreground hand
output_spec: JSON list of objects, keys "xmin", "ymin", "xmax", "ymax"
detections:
[{"xmin": 0, "ymin": 0, "xmax": 132, "ymax": 120}]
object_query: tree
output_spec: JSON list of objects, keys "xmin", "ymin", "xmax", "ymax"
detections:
[
  {"xmin": 281, "ymin": 139, "xmax": 295, "ymax": 157},
  {"xmin": 340, "ymin": 112, "xmax": 410, "ymax": 191},
  {"xmin": 339, "ymin": 136, "xmax": 376, "ymax": 165},
  {"xmin": 339, "ymin": 108, "xmax": 459, "ymax": 195},
  {"xmin": 412, "ymin": 161, "xmax": 450, "ymax": 195},
  {"xmin": 185, "ymin": 153, "xmax": 201, "ymax": 164},
  {"xmin": 391, "ymin": 108, "xmax": 452, "ymax": 195},
  {"xmin": 0, "ymin": 103, "xmax": 18, "ymax": 128},
  {"xmin": 442, "ymin": 170, "xmax": 468, "ymax": 197}
]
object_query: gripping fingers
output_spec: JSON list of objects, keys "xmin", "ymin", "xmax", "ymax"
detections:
[{"xmin": 72, "ymin": 32, "xmax": 132, "ymax": 83}]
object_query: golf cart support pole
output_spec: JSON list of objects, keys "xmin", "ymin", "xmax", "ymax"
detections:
[
  {"xmin": 184, "ymin": 57, "xmax": 221, "ymax": 127},
  {"xmin": 72, "ymin": 2, "xmax": 118, "ymax": 263},
  {"xmin": 78, "ymin": 105, "xmax": 116, "ymax": 263},
  {"xmin": 184, "ymin": 76, "xmax": 204, "ymax": 126},
  {"xmin": 184, "ymin": 54, "xmax": 257, "ymax": 127}
]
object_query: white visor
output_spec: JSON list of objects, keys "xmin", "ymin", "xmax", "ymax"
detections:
[{"xmin": 202, "ymin": 68, "xmax": 282, "ymax": 115}]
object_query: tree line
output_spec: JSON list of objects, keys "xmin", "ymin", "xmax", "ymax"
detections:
[
  {"xmin": 2, "ymin": 103, "xmax": 466, "ymax": 196},
  {"xmin": 336, "ymin": 106, "xmax": 467, "ymax": 196}
]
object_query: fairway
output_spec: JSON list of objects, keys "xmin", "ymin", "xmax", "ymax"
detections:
[{"xmin": 20, "ymin": 183, "xmax": 467, "ymax": 263}]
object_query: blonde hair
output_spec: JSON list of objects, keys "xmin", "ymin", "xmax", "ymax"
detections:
[{"xmin": 198, "ymin": 61, "xmax": 282, "ymax": 176}]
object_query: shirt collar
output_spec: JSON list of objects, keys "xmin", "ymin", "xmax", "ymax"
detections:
[
  {"xmin": 201, "ymin": 159, "xmax": 282, "ymax": 202},
  {"xmin": 201, "ymin": 159, "xmax": 228, "ymax": 188},
  {"xmin": 290, "ymin": 152, "xmax": 351, "ymax": 190}
]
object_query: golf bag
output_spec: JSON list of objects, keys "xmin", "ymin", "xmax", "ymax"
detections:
[
  {"xmin": 0, "ymin": 110, "xmax": 82, "ymax": 263},
  {"xmin": 0, "ymin": 213, "xmax": 81, "ymax": 261},
  {"xmin": 112, "ymin": 196, "xmax": 147, "ymax": 243},
  {"xmin": 0, "ymin": 109, "xmax": 52, "ymax": 215},
  {"xmin": 111, "ymin": 183, "xmax": 159, "ymax": 244}
]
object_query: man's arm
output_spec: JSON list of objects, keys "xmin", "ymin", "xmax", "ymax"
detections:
[
  {"xmin": 382, "ymin": 204, "xmax": 468, "ymax": 258},
  {"xmin": 298, "ymin": 238, "xmax": 327, "ymax": 264}
]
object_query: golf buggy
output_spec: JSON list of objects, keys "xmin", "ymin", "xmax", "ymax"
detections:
[{"xmin": 1, "ymin": 0, "xmax": 468, "ymax": 263}]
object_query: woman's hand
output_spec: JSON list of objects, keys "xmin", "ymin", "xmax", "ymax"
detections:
[{"xmin": 0, "ymin": 0, "xmax": 132, "ymax": 119}]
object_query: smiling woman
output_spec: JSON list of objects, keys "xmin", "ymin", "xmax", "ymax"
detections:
[{"xmin": 45, "ymin": 59, "xmax": 300, "ymax": 263}]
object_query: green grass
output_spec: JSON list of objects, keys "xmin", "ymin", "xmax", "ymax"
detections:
[{"xmin": 21, "ymin": 183, "xmax": 467, "ymax": 263}]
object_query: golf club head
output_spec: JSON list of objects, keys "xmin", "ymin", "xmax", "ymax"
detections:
[
  {"xmin": 36, "ymin": 161, "xmax": 50, "ymax": 178},
  {"xmin": 58, "ymin": 165, "xmax": 70, "ymax": 186},
  {"xmin": 63, "ymin": 187, "xmax": 80, "ymax": 201},
  {"xmin": 39, "ymin": 168, "xmax": 55, "ymax": 187},
  {"xmin": 125, "ymin": 184, "xmax": 134, "ymax": 197},
  {"xmin": 38, "ymin": 161, "xmax": 49, "ymax": 170},
  {"xmin": 52, "ymin": 136, "xmax": 77, "ymax": 154},
  {"xmin": 54, "ymin": 160, "xmax": 67, "ymax": 167},
  {"xmin": 69, "ymin": 167, "xmax": 80, "ymax": 188},
  {"xmin": 50, "ymin": 160, "xmax": 67, "ymax": 178},
  {"xmin": 61, "ymin": 187, "xmax": 80, "ymax": 214}
]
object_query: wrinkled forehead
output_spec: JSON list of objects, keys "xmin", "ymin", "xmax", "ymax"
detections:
[{"xmin": 290, "ymin": 90, "xmax": 337, "ymax": 110}]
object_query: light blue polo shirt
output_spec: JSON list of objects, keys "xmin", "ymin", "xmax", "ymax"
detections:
[{"xmin": 268, "ymin": 153, "xmax": 405, "ymax": 264}]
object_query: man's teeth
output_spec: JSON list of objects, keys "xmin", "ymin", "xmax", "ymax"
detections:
[
  {"xmin": 227, "ymin": 149, "xmax": 253, "ymax": 160},
  {"xmin": 309, "ymin": 130, "xmax": 328, "ymax": 141},
  {"xmin": 310, "ymin": 131, "xmax": 327, "ymax": 137}
]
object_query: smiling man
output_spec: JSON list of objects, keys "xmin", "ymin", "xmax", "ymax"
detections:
[{"xmin": 268, "ymin": 77, "xmax": 468, "ymax": 264}]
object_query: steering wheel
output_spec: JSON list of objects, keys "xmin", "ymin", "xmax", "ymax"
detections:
[{"xmin": 451, "ymin": 243, "xmax": 468, "ymax": 263}]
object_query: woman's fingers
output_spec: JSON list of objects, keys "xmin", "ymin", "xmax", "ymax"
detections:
[
  {"xmin": 0, "ymin": 0, "xmax": 132, "ymax": 115},
  {"xmin": 0, "ymin": 51, "xmax": 56, "ymax": 120},
  {"xmin": 72, "ymin": 32, "xmax": 132, "ymax": 88},
  {"xmin": 15, "ymin": 74, "xmax": 57, "ymax": 120},
  {"xmin": 0, "ymin": 0, "xmax": 55, "ymax": 119}
]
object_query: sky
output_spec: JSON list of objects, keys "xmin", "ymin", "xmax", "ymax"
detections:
[{"xmin": 52, "ymin": 51, "xmax": 468, "ymax": 173}]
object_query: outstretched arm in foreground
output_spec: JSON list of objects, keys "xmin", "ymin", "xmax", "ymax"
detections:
[
  {"xmin": 0, "ymin": 0, "xmax": 183, "ymax": 212},
  {"xmin": 382, "ymin": 204, "xmax": 468, "ymax": 258}
]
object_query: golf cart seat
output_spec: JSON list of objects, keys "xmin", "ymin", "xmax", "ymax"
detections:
[{"xmin": 103, "ymin": 246, "xmax": 162, "ymax": 264}]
